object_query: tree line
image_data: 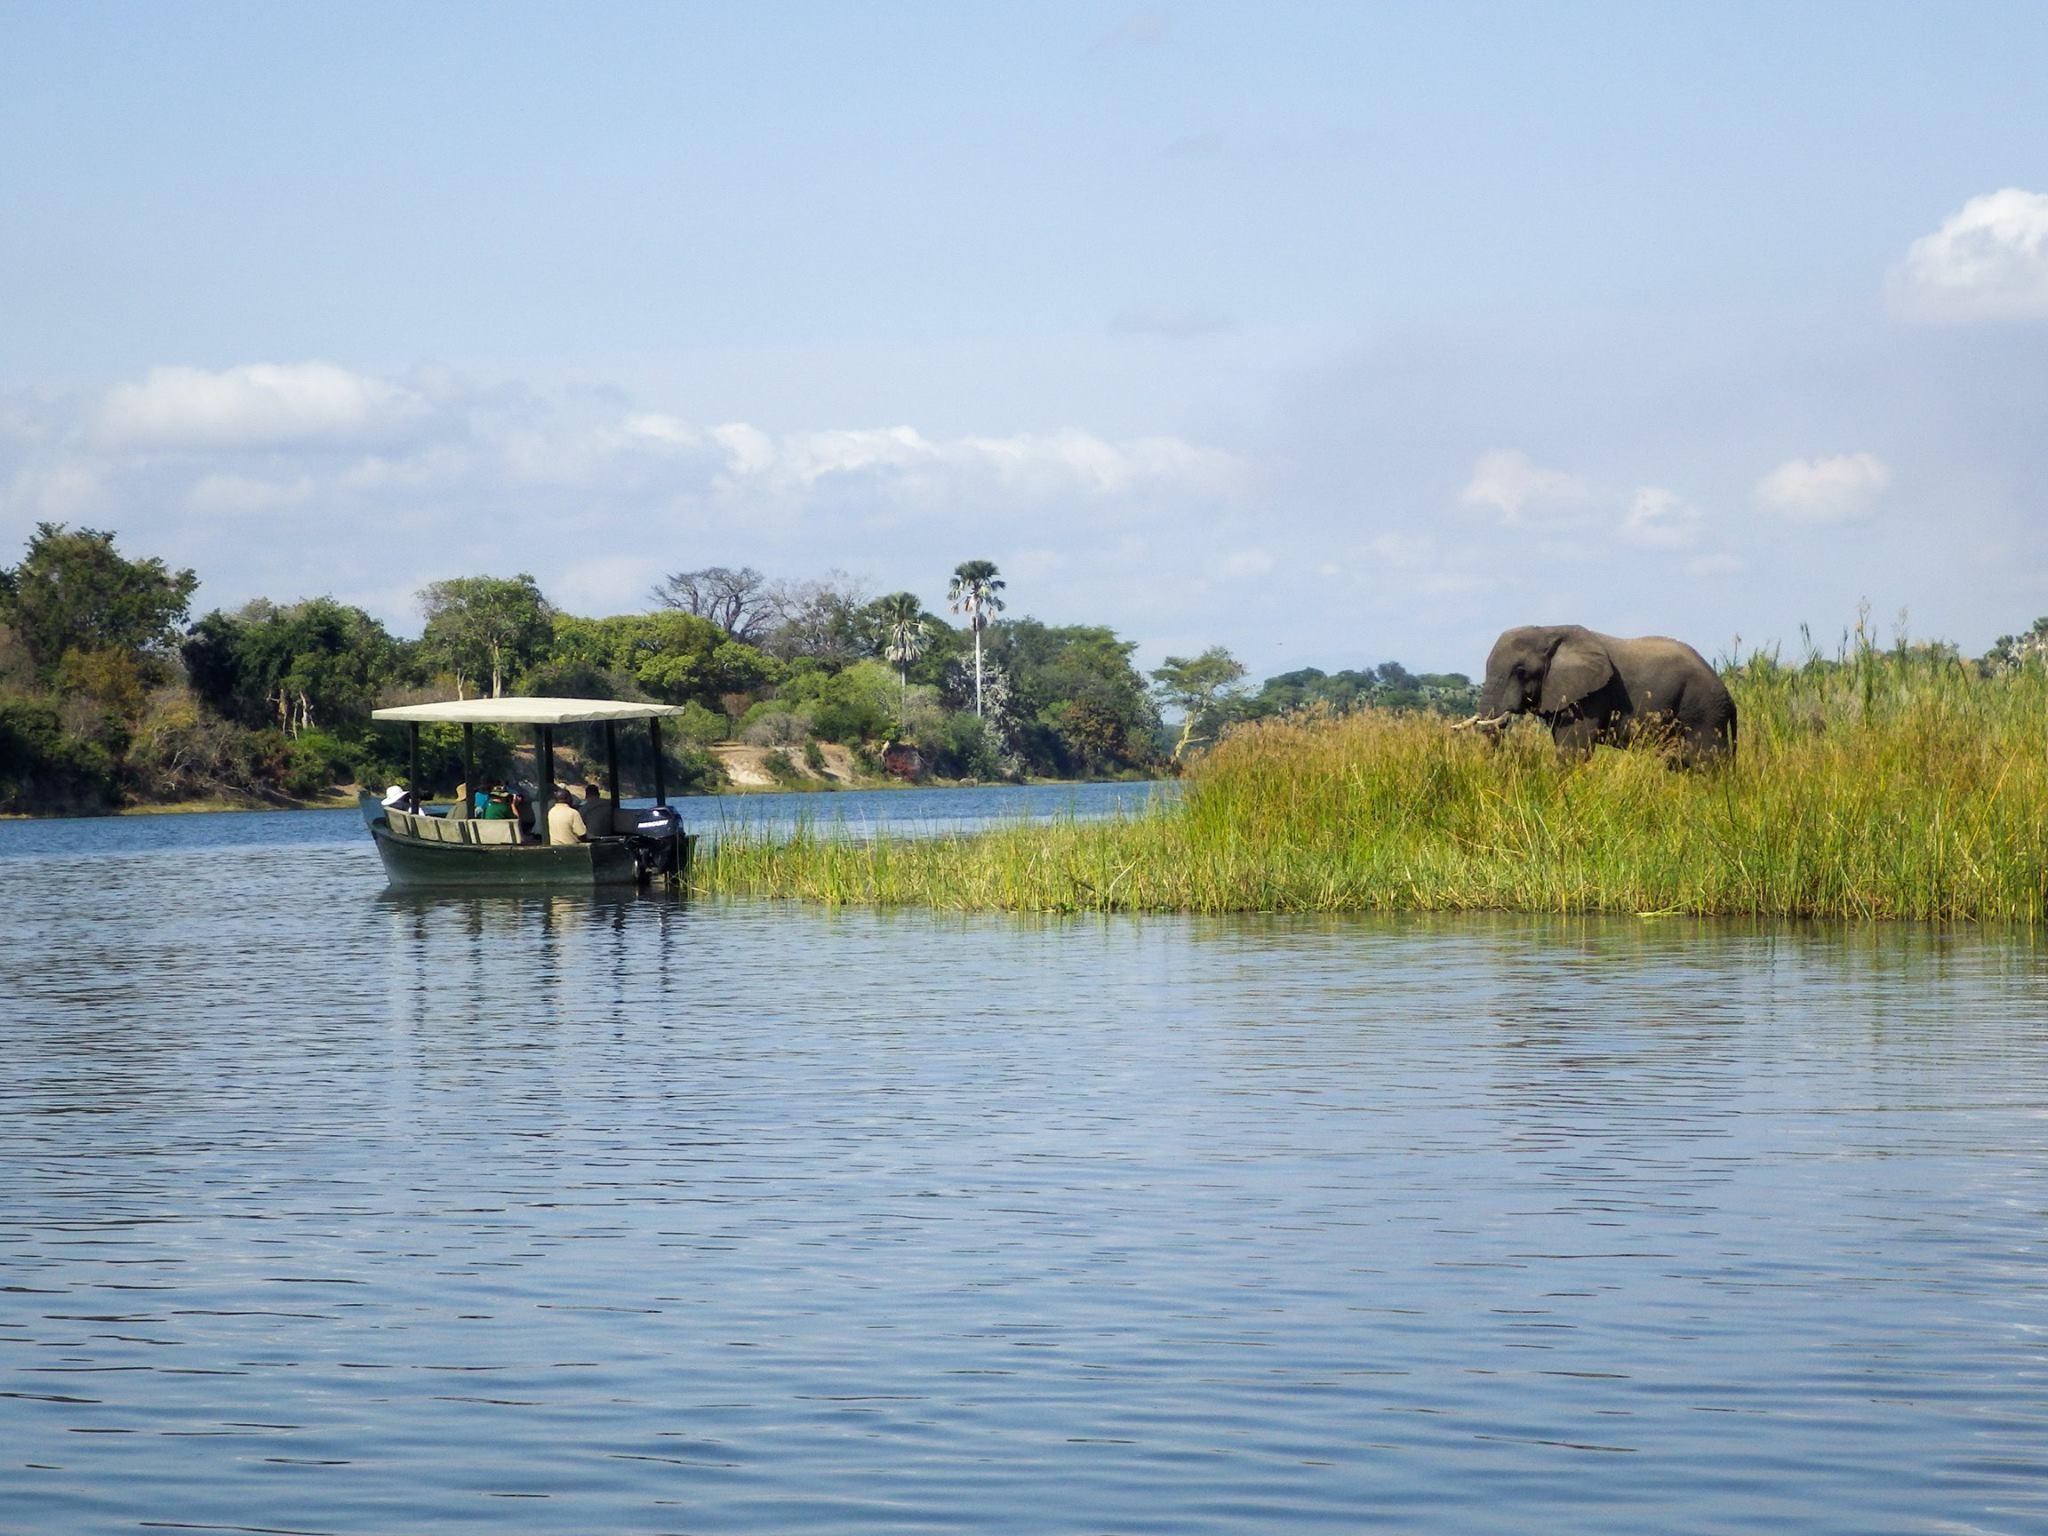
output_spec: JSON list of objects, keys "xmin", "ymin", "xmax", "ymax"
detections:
[{"xmin": 0, "ymin": 522, "xmax": 1487, "ymax": 815}]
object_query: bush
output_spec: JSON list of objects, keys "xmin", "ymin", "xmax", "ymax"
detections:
[
  {"xmin": 803, "ymin": 739, "xmax": 827, "ymax": 773},
  {"xmin": 281, "ymin": 729, "xmax": 356, "ymax": 799},
  {"xmin": 742, "ymin": 710, "xmax": 808, "ymax": 747},
  {"xmin": 922, "ymin": 712, "xmax": 1009, "ymax": 780},
  {"xmin": 761, "ymin": 748, "xmax": 803, "ymax": 783},
  {"xmin": 674, "ymin": 700, "xmax": 727, "ymax": 748},
  {"xmin": 0, "ymin": 696, "xmax": 122, "ymax": 812}
]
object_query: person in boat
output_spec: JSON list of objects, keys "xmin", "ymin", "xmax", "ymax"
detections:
[
  {"xmin": 382, "ymin": 783, "xmax": 428, "ymax": 814},
  {"xmin": 579, "ymin": 780, "xmax": 611, "ymax": 837},
  {"xmin": 480, "ymin": 784, "xmax": 516, "ymax": 822},
  {"xmin": 547, "ymin": 786, "xmax": 588, "ymax": 844}
]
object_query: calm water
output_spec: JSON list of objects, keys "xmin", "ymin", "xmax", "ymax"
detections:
[{"xmin": 4, "ymin": 798, "xmax": 2047, "ymax": 1534}]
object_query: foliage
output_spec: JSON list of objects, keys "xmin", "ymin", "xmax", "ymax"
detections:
[
  {"xmin": 761, "ymin": 748, "xmax": 802, "ymax": 783},
  {"xmin": 184, "ymin": 598, "xmax": 405, "ymax": 734},
  {"xmin": 876, "ymin": 589, "xmax": 929, "ymax": 730},
  {"xmin": 947, "ymin": 558, "xmax": 1005, "ymax": 716},
  {"xmin": 761, "ymin": 573, "xmax": 873, "ymax": 665},
  {"xmin": 672, "ymin": 700, "xmax": 728, "ymax": 748},
  {"xmin": 1151, "ymin": 646, "xmax": 1248, "ymax": 761},
  {"xmin": 542, "ymin": 611, "xmax": 778, "ymax": 705},
  {"xmin": 1982, "ymin": 617, "xmax": 2048, "ymax": 675},
  {"xmin": 0, "ymin": 697, "xmax": 120, "ymax": 812},
  {"xmin": 704, "ymin": 644, "xmax": 2048, "ymax": 923},
  {"xmin": 0, "ymin": 523, "xmax": 197, "ymax": 683},
  {"xmin": 1236, "ymin": 663, "xmax": 1479, "ymax": 721},
  {"xmin": 419, "ymin": 574, "xmax": 553, "ymax": 698},
  {"xmin": 776, "ymin": 657, "xmax": 900, "ymax": 743},
  {"xmin": 982, "ymin": 619, "xmax": 1159, "ymax": 775},
  {"xmin": 919, "ymin": 711, "xmax": 1010, "ymax": 780}
]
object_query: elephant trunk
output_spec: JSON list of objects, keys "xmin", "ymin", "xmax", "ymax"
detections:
[{"xmin": 1474, "ymin": 673, "xmax": 1514, "ymax": 724}]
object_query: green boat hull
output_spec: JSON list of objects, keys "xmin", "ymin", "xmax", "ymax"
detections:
[{"xmin": 364, "ymin": 805, "xmax": 693, "ymax": 890}]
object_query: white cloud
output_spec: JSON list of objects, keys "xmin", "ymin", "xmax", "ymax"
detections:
[
  {"xmin": 1458, "ymin": 448, "xmax": 1587, "ymax": 525},
  {"xmin": 99, "ymin": 362, "xmax": 429, "ymax": 448},
  {"xmin": 624, "ymin": 413, "xmax": 1243, "ymax": 500},
  {"xmin": 1889, "ymin": 189, "xmax": 2048, "ymax": 323},
  {"xmin": 1619, "ymin": 485, "xmax": 1701, "ymax": 550},
  {"xmin": 186, "ymin": 472, "xmax": 315, "ymax": 514},
  {"xmin": 2, "ymin": 461, "xmax": 104, "ymax": 520},
  {"xmin": 1754, "ymin": 452, "xmax": 1892, "ymax": 522},
  {"xmin": 552, "ymin": 554, "xmax": 654, "ymax": 615}
]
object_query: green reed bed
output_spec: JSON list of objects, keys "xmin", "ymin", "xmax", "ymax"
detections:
[{"xmin": 700, "ymin": 648, "xmax": 2048, "ymax": 921}]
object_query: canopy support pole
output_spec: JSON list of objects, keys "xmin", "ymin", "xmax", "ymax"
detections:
[
  {"xmin": 604, "ymin": 720, "xmax": 620, "ymax": 809},
  {"xmin": 650, "ymin": 718, "xmax": 668, "ymax": 806},
  {"xmin": 461, "ymin": 725, "xmax": 474, "ymax": 817},
  {"xmin": 539, "ymin": 726, "xmax": 556, "ymax": 843},
  {"xmin": 408, "ymin": 723, "xmax": 420, "ymax": 805}
]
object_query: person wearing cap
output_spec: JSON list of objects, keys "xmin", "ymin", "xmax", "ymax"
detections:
[
  {"xmin": 479, "ymin": 783, "xmax": 515, "ymax": 821},
  {"xmin": 546, "ymin": 786, "xmax": 588, "ymax": 845}
]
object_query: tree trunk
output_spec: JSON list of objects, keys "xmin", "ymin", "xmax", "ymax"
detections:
[{"xmin": 973, "ymin": 627, "xmax": 983, "ymax": 716}]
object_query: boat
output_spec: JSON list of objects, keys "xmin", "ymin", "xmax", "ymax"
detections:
[{"xmin": 362, "ymin": 698, "xmax": 696, "ymax": 890}]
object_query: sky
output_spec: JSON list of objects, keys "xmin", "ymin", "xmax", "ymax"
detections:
[{"xmin": 4, "ymin": 1, "xmax": 2048, "ymax": 679}]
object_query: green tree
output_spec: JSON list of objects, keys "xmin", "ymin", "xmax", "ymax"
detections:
[
  {"xmin": 1150, "ymin": 646, "xmax": 1249, "ymax": 761},
  {"xmin": 184, "ymin": 599, "xmax": 403, "ymax": 735},
  {"xmin": 982, "ymin": 618, "xmax": 1158, "ymax": 774},
  {"xmin": 418, "ymin": 575, "xmax": 554, "ymax": 698},
  {"xmin": 877, "ymin": 591, "xmax": 928, "ymax": 731},
  {"xmin": 0, "ymin": 523, "xmax": 197, "ymax": 682},
  {"xmin": 947, "ymin": 559, "xmax": 1005, "ymax": 716},
  {"xmin": 537, "ymin": 611, "xmax": 782, "ymax": 707}
]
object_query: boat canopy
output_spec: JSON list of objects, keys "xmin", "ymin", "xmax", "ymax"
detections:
[{"xmin": 372, "ymin": 697, "xmax": 688, "ymax": 726}]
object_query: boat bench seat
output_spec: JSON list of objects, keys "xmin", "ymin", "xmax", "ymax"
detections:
[{"xmin": 471, "ymin": 819, "xmax": 518, "ymax": 846}]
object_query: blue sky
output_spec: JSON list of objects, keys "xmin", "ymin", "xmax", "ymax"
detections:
[{"xmin": 4, "ymin": 2, "xmax": 2048, "ymax": 677}]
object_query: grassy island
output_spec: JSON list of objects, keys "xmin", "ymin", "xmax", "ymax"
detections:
[{"xmin": 701, "ymin": 645, "xmax": 2048, "ymax": 923}]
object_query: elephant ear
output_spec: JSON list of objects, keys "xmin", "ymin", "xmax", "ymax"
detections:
[{"xmin": 1540, "ymin": 632, "xmax": 1614, "ymax": 714}]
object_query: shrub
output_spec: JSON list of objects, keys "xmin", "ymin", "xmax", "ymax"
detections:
[
  {"xmin": 922, "ymin": 712, "xmax": 1009, "ymax": 780},
  {"xmin": 0, "ymin": 696, "xmax": 122, "ymax": 812},
  {"xmin": 741, "ymin": 710, "xmax": 808, "ymax": 747}
]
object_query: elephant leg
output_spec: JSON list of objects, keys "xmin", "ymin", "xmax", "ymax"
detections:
[{"xmin": 1550, "ymin": 716, "xmax": 1600, "ymax": 760}]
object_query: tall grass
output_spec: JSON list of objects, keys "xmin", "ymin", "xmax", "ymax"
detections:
[{"xmin": 701, "ymin": 643, "xmax": 2048, "ymax": 922}]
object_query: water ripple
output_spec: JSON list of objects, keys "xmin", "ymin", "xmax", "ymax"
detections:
[{"xmin": 3, "ymin": 817, "xmax": 2047, "ymax": 1531}]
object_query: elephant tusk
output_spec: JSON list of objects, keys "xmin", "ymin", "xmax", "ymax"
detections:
[{"xmin": 1452, "ymin": 713, "xmax": 1511, "ymax": 731}]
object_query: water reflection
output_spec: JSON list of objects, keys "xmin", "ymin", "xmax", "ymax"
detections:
[{"xmin": 3, "ymin": 831, "xmax": 2047, "ymax": 1534}]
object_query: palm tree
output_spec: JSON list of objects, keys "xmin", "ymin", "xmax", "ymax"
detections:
[
  {"xmin": 879, "ymin": 591, "xmax": 927, "ymax": 732},
  {"xmin": 947, "ymin": 560, "xmax": 1006, "ymax": 716}
]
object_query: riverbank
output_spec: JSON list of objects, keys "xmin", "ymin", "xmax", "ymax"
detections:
[{"xmin": 700, "ymin": 648, "xmax": 2048, "ymax": 923}]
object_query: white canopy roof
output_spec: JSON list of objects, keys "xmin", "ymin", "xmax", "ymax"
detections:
[{"xmin": 372, "ymin": 697, "xmax": 688, "ymax": 726}]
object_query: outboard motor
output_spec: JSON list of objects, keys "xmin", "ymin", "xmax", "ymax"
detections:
[{"xmin": 627, "ymin": 804, "xmax": 688, "ymax": 883}]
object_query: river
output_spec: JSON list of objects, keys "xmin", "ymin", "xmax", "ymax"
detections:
[{"xmin": 4, "ymin": 787, "xmax": 2046, "ymax": 1533}]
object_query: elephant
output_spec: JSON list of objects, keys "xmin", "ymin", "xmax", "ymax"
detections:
[{"xmin": 1458, "ymin": 624, "xmax": 1736, "ymax": 763}]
